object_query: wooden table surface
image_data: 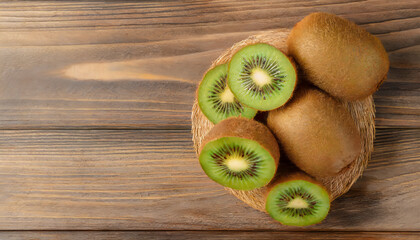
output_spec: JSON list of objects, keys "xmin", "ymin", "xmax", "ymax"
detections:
[{"xmin": 0, "ymin": 0, "xmax": 419, "ymax": 239}]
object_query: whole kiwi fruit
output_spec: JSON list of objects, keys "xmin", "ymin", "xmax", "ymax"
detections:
[
  {"xmin": 199, "ymin": 117, "xmax": 280, "ymax": 190},
  {"xmin": 267, "ymin": 85, "xmax": 361, "ymax": 177},
  {"xmin": 287, "ymin": 12, "xmax": 389, "ymax": 100}
]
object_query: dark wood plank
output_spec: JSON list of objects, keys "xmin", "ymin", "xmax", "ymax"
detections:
[
  {"xmin": 0, "ymin": 0, "xmax": 418, "ymax": 129},
  {"xmin": 0, "ymin": 231, "xmax": 418, "ymax": 240},
  {"xmin": 0, "ymin": 129, "xmax": 417, "ymax": 230}
]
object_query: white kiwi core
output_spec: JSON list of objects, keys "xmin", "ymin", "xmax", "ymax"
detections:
[
  {"xmin": 287, "ymin": 197, "xmax": 309, "ymax": 209},
  {"xmin": 220, "ymin": 88, "xmax": 235, "ymax": 103},
  {"xmin": 225, "ymin": 157, "xmax": 249, "ymax": 172},
  {"xmin": 251, "ymin": 68, "xmax": 272, "ymax": 87}
]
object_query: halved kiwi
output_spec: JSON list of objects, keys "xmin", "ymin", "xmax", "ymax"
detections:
[
  {"xmin": 199, "ymin": 117, "xmax": 280, "ymax": 190},
  {"xmin": 228, "ymin": 43, "xmax": 297, "ymax": 111},
  {"xmin": 198, "ymin": 64, "xmax": 257, "ymax": 124},
  {"xmin": 266, "ymin": 172, "xmax": 330, "ymax": 226}
]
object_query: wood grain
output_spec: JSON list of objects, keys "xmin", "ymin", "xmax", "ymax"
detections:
[
  {"xmin": 0, "ymin": 0, "xmax": 419, "ymax": 234},
  {"xmin": 0, "ymin": 231, "xmax": 418, "ymax": 240},
  {"xmin": 0, "ymin": 0, "xmax": 419, "ymax": 129},
  {"xmin": 0, "ymin": 129, "xmax": 417, "ymax": 231}
]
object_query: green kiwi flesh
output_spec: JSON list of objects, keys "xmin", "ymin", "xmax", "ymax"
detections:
[
  {"xmin": 198, "ymin": 64, "xmax": 257, "ymax": 124},
  {"xmin": 287, "ymin": 12, "xmax": 389, "ymax": 100},
  {"xmin": 228, "ymin": 43, "xmax": 297, "ymax": 111},
  {"xmin": 266, "ymin": 173, "xmax": 330, "ymax": 226},
  {"xmin": 200, "ymin": 136, "xmax": 277, "ymax": 190},
  {"xmin": 199, "ymin": 117, "xmax": 280, "ymax": 191}
]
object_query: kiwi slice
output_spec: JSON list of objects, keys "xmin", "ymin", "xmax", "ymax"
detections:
[
  {"xmin": 199, "ymin": 117, "xmax": 280, "ymax": 190},
  {"xmin": 228, "ymin": 43, "xmax": 297, "ymax": 111},
  {"xmin": 266, "ymin": 172, "xmax": 330, "ymax": 226},
  {"xmin": 287, "ymin": 12, "xmax": 389, "ymax": 100},
  {"xmin": 198, "ymin": 64, "xmax": 257, "ymax": 124},
  {"xmin": 267, "ymin": 85, "xmax": 361, "ymax": 177}
]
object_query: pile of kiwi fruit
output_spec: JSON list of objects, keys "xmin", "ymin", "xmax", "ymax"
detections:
[{"xmin": 193, "ymin": 12, "xmax": 389, "ymax": 227}]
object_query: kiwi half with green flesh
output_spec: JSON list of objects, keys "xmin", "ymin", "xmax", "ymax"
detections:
[
  {"xmin": 228, "ymin": 43, "xmax": 297, "ymax": 111},
  {"xmin": 198, "ymin": 64, "xmax": 257, "ymax": 124},
  {"xmin": 266, "ymin": 172, "xmax": 330, "ymax": 226},
  {"xmin": 287, "ymin": 12, "xmax": 389, "ymax": 101},
  {"xmin": 267, "ymin": 86, "xmax": 361, "ymax": 177},
  {"xmin": 199, "ymin": 117, "xmax": 280, "ymax": 190}
]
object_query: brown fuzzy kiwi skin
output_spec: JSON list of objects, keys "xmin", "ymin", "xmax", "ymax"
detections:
[
  {"xmin": 265, "ymin": 171, "xmax": 331, "ymax": 201},
  {"xmin": 199, "ymin": 117, "xmax": 280, "ymax": 168},
  {"xmin": 267, "ymin": 86, "xmax": 362, "ymax": 178},
  {"xmin": 287, "ymin": 12, "xmax": 390, "ymax": 101}
]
